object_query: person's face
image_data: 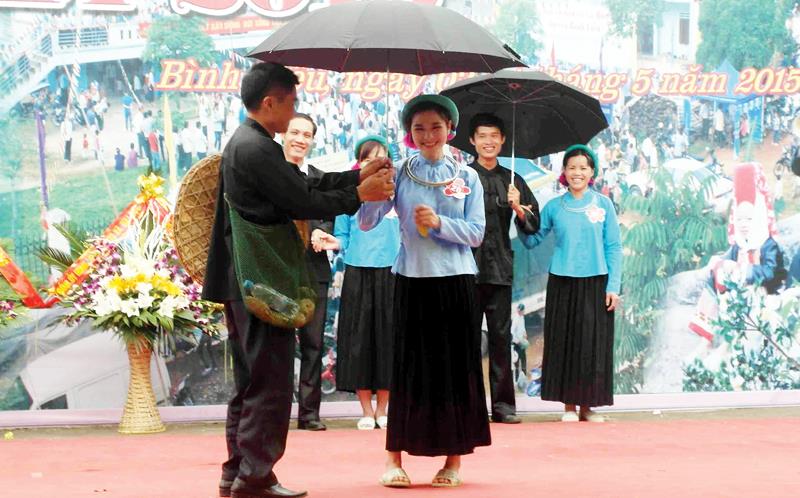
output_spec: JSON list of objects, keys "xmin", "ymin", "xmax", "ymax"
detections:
[
  {"xmin": 734, "ymin": 202, "xmax": 754, "ymax": 240},
  {"xmin": 469, "ymin": 125, "xmax": 505, "ymax": 161},
  {"xmin": 363, "ymin": 145, "xmax": 387, "ymax": 162},
  {"xmin": 410, "ymin": 110, "xmax": 450, "ymax": 159},
  {"xmin": 265, "ymin": 88, "xmax": 297, "ymax": 134},
  {"xmin": 563, "ymin": 154, "xmax": 593, "ymax": 191},
  {"xmin": 283, "ymin": 117, "xmax": 315, "ymax": 163}
]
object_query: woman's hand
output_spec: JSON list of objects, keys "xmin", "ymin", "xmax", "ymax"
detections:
[
  {"xmin": 414, "ymin": 204, "xmax": 441, "ymax": 230},
  {"xmin": 606, "ymin": 292, "xmax": 621, "ymax": 311},
  {"xmin": 311, "ymin": 230, "xmax": 340, "ymax": 252}
]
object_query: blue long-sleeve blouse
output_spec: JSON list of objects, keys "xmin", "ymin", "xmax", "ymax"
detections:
[
  {"xmin": 333, "ymin": 212, "xmax": 401, "ymax": 268},
  {"xmin": 358, "ymin": 154, "xmax": 485, "ymax": 278},
  {"xmin": 522, "ymin": 190, "xmax": 622, "ymax": 294}
]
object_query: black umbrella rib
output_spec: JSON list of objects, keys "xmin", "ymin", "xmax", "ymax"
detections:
[
  {"xmin": 462, "ymin": 80, "xmax": 562, "ymax": 105},
  {"xmin": 410, "ymin": 4, "xmax": 439, "ymax": 75},
  {"xmin": 478, "ymin": 53, "xmax": 494, "ymax": 73},
  {"xmin": 515, "ymin": 81, "xmax": 561, "ymax": 102},
  {"xmin": 466, "ymin": 84, "xmax": 514, "ymax": 104},
  {"xmin": 512, "ymin": 94, "xmax": 572, "ymax": 106},
  {"xmin": 515, "ymin": 93, "xmax": 606, "ymax": 124},
  {"xmin": 339, "ymin": 49, "xmax": 352, "ymax": 72},
  {"xmin": 554, "ymin": 94, "xmax": 606, "ymax": 123}
]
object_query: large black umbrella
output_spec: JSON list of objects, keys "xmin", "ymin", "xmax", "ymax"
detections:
[
  {"xmin": 247, "ymin": 0, "xmax": 525, "ymax": 74},
  {"xmin": 441, "ymin": 69, "xmax": 608, "ymax": 178}
]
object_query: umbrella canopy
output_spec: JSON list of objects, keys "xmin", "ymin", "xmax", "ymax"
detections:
[
  {"xmin": 248, "ymin": 0, "xmax": 525, "ymax": 75},
  {"xmin": 441, "ymin": 69, "xmax": 608, "ymax": 162}
]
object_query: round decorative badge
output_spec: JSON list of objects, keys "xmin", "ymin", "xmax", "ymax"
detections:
[
  {"xmin": 586, "ymin": 205, "xmax": 606, "ymax": 224},
  {"xmin": 443, "ymin": 178, "xmax": 471, "ymax": 199}
]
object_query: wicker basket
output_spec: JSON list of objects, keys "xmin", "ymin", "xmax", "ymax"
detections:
[
  {"xmin": 118, "ymin": 341, "xmax": 165, "ymax": 434},
  {"xmin": 174, "ymin": 154, "xmax": 222, "ymax": 285}
]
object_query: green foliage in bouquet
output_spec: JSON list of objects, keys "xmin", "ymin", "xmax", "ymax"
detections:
[{"xmin": 36, "ymin": 222, "xmax": 93, "ymax": 272}]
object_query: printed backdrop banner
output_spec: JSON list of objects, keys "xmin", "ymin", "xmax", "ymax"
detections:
[{"xmin": 0, "ymin": 0, "xmax": 799, "ymax": 413}]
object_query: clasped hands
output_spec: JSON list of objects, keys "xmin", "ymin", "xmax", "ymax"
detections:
[{"xmin": 357, "ymin": 157, "xmax": 395, "ymax": 202}]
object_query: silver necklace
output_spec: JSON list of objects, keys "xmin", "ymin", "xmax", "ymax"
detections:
[
  {"xmin": 560, "ymin": 189, "xmax": 597, "ymax": 213},
  {"xmin": 403, "ymin": 155, "xmax": 461, "ymax": 187}
]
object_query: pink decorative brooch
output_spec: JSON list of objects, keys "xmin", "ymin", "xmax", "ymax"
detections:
[
  {"xmin": 586, "ymin": 205, "xmax": 606, "ymax": 224},
  {"xmin": 443, "ymin": 178, "xmax": 471, "ymax": 199}
]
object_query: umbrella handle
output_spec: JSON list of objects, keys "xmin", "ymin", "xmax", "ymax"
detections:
[
  {"xmin": 510, "ymin": 103, "xmax": 516, "ymax": 186},
  {"xmin": 385, "ymin": 69, "xmax": 390, "ymax": 139}
]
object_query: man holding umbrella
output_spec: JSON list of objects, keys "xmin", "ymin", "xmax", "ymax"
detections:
[
  {"xmin": 203, "ymin": 62, "xmax": 394, "ymax": 498},
  {"xmin": 467, "ymin": 113, "xmax": 539, "ymax": 424}
]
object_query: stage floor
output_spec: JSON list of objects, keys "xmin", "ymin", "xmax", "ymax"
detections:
[{"xmin": 2, "ymin": 409, "xmax": 799, "ymax": 497}]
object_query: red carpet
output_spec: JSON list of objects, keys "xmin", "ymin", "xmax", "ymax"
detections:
[{"xmin": 2, "ymin": 417, "xmax": 799, "ymax": 497}]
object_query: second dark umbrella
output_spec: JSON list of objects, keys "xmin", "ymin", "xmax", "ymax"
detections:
[{"xmin": 441, "ymin": 69, "xmax": 608, "ymax": 178}]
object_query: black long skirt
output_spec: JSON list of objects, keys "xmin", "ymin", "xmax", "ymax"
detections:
[
  {"xmin": 386, "ymin": 274, "xmax": 491, "ymax": 456},
  {"xmin": 336, "ymin": 265, "xmax": 395, "ymax": 392},
  {"xmin": 540, "ymin": 274, "xmax": 615, "ymax": 407}
]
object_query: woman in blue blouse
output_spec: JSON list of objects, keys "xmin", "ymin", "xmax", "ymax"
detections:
[
  {"xmin": 359, "ymin": 95, "xmax": 490, "ymax": 488},
  {"xmin": 523, "ymin": 144, "xmax": 622, "ymax": 423},
  {"xmin": 328, "ymin": 135, "xmax": 401, "ymax": 431}
]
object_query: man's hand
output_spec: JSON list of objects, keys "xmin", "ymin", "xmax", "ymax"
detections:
[
  {"xmin": 312, "ymin": 231, "xmax": 340, "ymax": 252},
  {"xmin": 357, "ymin": 168, "xmax": 395, "ymax": 202},
  {"xmin": 414, "ymin": 204, "xmax": 441, "ymax": 230},
  {"xmin": 508, "ymin": 184, "xmax": 521, "ymax": 206},
  {"xmin": 508, "ymin": 184, "xmax": 528, "ymax": 217},
  {"xmin": 359, "ymin": 157, "xmax": 392, "ymax": 183}
]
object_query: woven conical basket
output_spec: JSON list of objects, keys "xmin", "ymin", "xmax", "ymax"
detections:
[
  {"xmin": 174, "ymin": 154, "xmax": 221, "ymax": 285},
  {"xmin": 118, "ymin": 341, "xmax": 165, "ymax": 434}
]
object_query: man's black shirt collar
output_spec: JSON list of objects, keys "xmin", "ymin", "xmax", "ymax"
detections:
[
  {"xmin": 244, "ymin": 117, "xmax": 274, "ymax": 139},
  {"xmin": 470, "ymin": 160, "xmax": 507, "ymax": 176}
]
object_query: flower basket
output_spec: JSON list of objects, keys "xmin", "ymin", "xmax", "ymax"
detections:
[{"xmin": 118, "ymin": 340, "xmax": 165, "ymax": 434}]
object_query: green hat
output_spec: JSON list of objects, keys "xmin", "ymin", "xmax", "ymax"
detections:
[
  {"xmin": 563, "ymin": 144, "xmax": 598, "ymax": 170},
  {"xmin": 354, "ymin": 134, "xmax": 389, "ymax": 159},
  {"xmin": 401, "ymin": 94, "xmax": 459, "ymax": 132}
]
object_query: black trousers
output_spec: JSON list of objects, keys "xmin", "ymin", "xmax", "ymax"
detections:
[
  {"xmin": 222, "ymin": 301, "xmax": 295, "ymax": 491},
  {"xmin": 476, "ymin": 283, "xmax": 516, "ymax": 416},
  {"xmin": 297, "ymin": 281, "xmax": 328, "ymax": 423}
]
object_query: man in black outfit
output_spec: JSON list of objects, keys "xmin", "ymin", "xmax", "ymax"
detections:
[
  {"xmin": 282, "ymin": 113, "xmax": 333, "ymax": 431},
  {"xmin": 202, "ymin": 62, "xmax": 394, "ymax": 498},
  {"xmin": 467, "ymin": 113, "xmax": 540, "ymax": 425}
]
